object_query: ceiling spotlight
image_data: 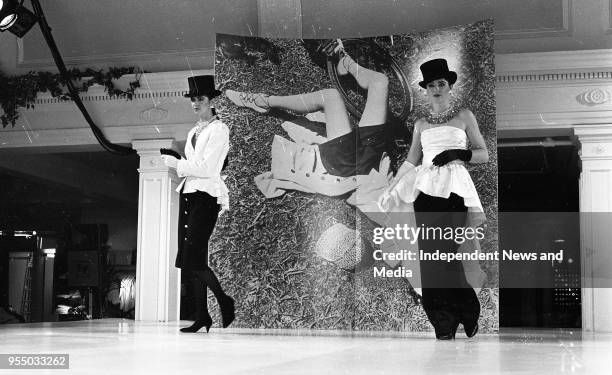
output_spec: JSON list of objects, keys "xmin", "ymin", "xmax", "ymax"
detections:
[
  {"xmin": 0, "ymin": 0, "xmax": 37, "ymax": 38},
  {"xmin": 0, "ymin": 0, "xmax": 19, "ymax": 29}
]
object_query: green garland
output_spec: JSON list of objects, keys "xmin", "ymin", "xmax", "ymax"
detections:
[{"xmin": 0, "ymin": 67, "xmax": 142, "ymax": 128}]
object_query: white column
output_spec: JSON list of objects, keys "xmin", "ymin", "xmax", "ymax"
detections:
[
  {"xmin": 132, "ymin": 139, "xmax": 181, "ymax": 322},
  {"xmin": 576, "ymin": 125, "xmax": 612, "ymax": 332}
]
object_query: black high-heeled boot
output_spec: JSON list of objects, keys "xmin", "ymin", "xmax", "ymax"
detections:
[
  {"xmin": 191, "ymin": 268, "xmax": 235, "ymax": 328},
  {"xmin": 181, "ymin": 275, "xmax": 213, "ymax": 333},
  {"xmin": 220, "ymin": 295, "xmax": 235, "ymax": 328}
]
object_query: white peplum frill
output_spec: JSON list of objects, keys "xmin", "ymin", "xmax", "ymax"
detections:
[{"xmin": 388, "ymin": 126, "xmax": 484, "ymax": 219}]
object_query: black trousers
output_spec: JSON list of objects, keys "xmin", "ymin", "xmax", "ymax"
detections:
[{"xmin": 414, "ymin": 192, "xmax": 480, "ymax": 337}]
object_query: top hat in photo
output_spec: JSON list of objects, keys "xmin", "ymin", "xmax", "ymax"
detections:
[
  {"xmin": 418, "ymin": 58, "xmax": 457, "ymax": 88},
  {"xmin": 184, "ymin": 75, "xmax": 222, "ymax": 99}
]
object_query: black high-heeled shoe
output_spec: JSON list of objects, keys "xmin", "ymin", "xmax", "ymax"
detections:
[
  {"xmin": 318, "ymin": 39, "xmax": 343, "ymax": 58},
  {"xmin": 465, "ymin": 322, "xmax": 479, "ymax": 338},
  {"xmin": 220, "ymin": 295, "xmax": 235, "ymax": 328},
  {"xmin": 180, "ymin": 315, "xmax": 213, "ymax": 333},
  {"xmin": 436, "ymin": 324, "xmax": 458, "ymax": 340}
]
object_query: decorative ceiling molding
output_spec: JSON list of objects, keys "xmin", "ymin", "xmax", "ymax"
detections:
[
  {"xmin": 496, "ymin": 49, "xmax": 612, "ymax": 84},
  {"xmin": 25, "ymin": 49, "xmax": 612, "ymax": 106},
  {"xmin": 26, "ymin": 50, "xmax": 612, "ymax": 105},
  {"xmin": 496, "ymin": 48, "xmax": 612, "ymax": 138},
  {"xmin": 3, "ymin": 48, "xmax": 612, "ymax": 150},
  {"xmin": 576, "ymin": 89, "xmax": 612, "ymax": 106},
  {"xmin": 16, "ymin": 48, "xmax": 216, "ymax": 72},
  {"xmin": 0, "ymin": 70, "xmax": 215, "ymax": 149},
  {"xmin": 497, "ymin": 71, "xmax": 612, "ymax": 84},
  {"xmin": 31, "ymin": 69, "xmax": 213, "ymax": 105},
  {"xmin": 34, "ymin": 90, "xmax": 188, "ymax": 105},
  {"xmin": 139, "ymin": 107, "xmax": 169, "ymax": 123}
]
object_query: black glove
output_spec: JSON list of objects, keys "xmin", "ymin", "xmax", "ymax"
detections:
[
  {"xmin": 432, "ymin": 149, "xmax": 472, "ymax": 167},
  {"xmin": 160, "ymin": 148, "xmax": 182, "ymax": 159}
]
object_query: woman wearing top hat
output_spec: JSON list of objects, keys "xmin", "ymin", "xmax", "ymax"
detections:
[
  {"xmin": 160, "ymin": 75, "xmax": 235, "ymax": 333},
  {"xmin": 380, "ymin": 58, "xmax": 488, "ymax": 340}
]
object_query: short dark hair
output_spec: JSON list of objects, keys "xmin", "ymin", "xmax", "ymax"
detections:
[
  {"xmin": 190, "ymin": 95, "xmax": 212, "ymax": 102},
  {"xmin": 424, "ymin": 79, "xmax": 453, "ymax": 90}
]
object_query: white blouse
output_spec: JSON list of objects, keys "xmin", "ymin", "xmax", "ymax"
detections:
[{"xmin": 176, "ymin": 119, "xmax": 230, "ymax": 210}]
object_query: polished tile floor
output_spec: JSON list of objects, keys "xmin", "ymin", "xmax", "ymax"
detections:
[{"xmin": 0, "ymin": 319, "xmax": 609, "ymax": 374}]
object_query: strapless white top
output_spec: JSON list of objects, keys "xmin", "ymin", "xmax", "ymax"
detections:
[{"xmin": 390, "ymin": 125, "xmax": 484, "ymax": 213}]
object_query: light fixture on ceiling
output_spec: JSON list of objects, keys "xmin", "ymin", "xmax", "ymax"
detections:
[{"xmin": 0, "ymin": 0, "xmax": 37, "ymax": 38}]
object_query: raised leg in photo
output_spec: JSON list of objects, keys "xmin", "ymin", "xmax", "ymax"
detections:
[
  {"xmin": 267, "ymin": 89, "xmax": 352, "ymax": 140},
  {"xmin": 339, "ymin": 53, "xmax": 389, "ymax": 128}
]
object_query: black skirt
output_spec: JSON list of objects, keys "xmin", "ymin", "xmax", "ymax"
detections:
[
  {"xmin": 317, "ymin": 124, "xmax": 388, "ymax": 177},
  {"xmin": 175, "ymin": 191, "xmax": 220, "ymax": 270}
]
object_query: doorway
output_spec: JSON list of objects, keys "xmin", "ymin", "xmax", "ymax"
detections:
[{"xmin": 498, "ymin": 137, "xmax": 581, "ymax": 328}]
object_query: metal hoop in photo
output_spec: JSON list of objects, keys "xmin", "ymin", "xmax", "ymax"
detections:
[{"xmin": 326, "ymin": 38, "xmax": 413, "ymax": 123}]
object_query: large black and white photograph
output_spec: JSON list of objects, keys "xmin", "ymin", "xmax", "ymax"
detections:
[
  {"xmin": 1, "ymin": 1, "xmax": 612, "ymax": 374},
  {"xmin": 214, "ymin": 19, "xmax": 497, "ymax": 337}
]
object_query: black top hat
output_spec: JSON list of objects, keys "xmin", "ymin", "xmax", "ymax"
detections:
[
  {"xmin": 184, "ymin": 75, "xmax": 222, "ymax": 99},
  {"xmin": 418, "ymin": 59, "xmax": 457, "ymax": 88}
]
